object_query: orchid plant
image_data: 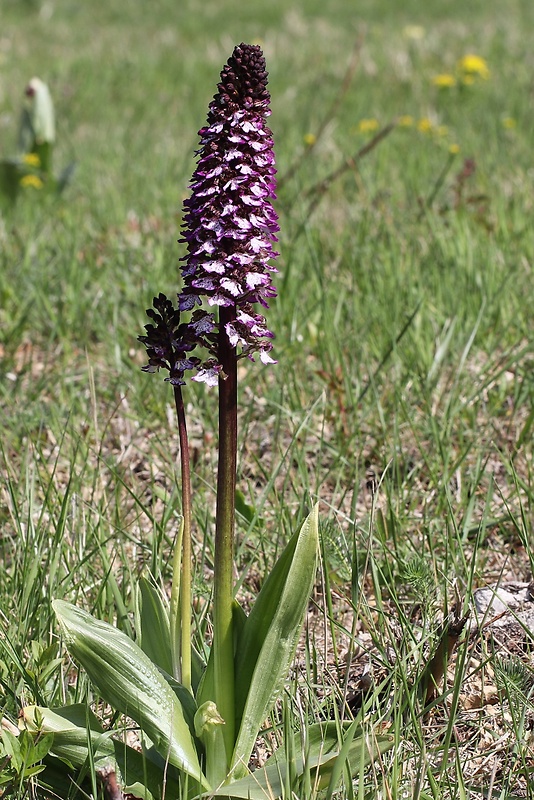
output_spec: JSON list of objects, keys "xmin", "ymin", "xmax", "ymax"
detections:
[
  {"xmin": 0, "ymin": 77, "xmax": 74, "ymax": 203},
  {"xmin": 21, "ymin": 44, "xmax": 392, "ymax": 798}
]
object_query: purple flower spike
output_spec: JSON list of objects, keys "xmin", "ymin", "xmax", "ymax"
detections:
[
  {"xmin": 178, "ymin": 43, "xmax": 279, "ymax": 361},
  {"xmin": 138, "ymin": 293, "xmax": 216, "ymax": 385}
]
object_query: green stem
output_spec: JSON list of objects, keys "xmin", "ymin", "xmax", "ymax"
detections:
[
  {"xmin": 213, "ymin": 307, "xmax": 237, "ymax": 765},
  {"xmin": 169, "ymin": 517, "xmax": 183, "ymax": 679},
  {"xmin": 173, "ymin": 384, "xmax": 192, "ymax": 693}
]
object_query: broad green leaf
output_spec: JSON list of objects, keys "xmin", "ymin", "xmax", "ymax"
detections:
[
  {"xmin": 138, "ymin": 577, "xmax": 173, "ymax": 675},
  {"xmin": 23, "ymin": 705, "xmax": 176, "ymax": 800},
  {"xmin": 231, "ymin": 506, "xmax": 319, "ymax": 776},
  {"xmin": 161, "ymin": 673, "xmax": 199, "ymax": 735},
  {"xmin": 52, "ymin": 600, "xmax": 209, "ymax": 791},
  {"xmin": 204, "ymin": 722, "xmax": 394, "ymax": 798},
  {"xmin": 22, "ymin": 764, "xmax": 48, "ymax": 779}
]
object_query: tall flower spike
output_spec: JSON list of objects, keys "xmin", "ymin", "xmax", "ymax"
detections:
[{"xmin": 179, "ymin": 43, "xmax": 279, "ymax": 365}]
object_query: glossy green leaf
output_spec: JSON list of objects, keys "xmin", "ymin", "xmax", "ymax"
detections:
[
  {"xmin": 52, "ymin": 600, "xmax": 209, "ymax": 791},
  {"xmin": 231, "ymin": 506, "xmax": 319, "ymax": 777}
]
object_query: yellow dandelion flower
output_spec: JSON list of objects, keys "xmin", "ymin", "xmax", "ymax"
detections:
[
  {"xmin": 20, "ymin": 174, "xmax": 44, "ymax": 189},
  {"xmin": 397, "ymin": 115, "xmax": 414, "ymax": 127},
  {"xmin": 436, "ymin": 125, "xmax": 449, "ymax": 137},
  {"xmin": 432, "ymin": 73, "xmax": 456, "ymax": 88},
  {"xmin": 403, "ymin": 25, "xmax": 425, "ymax": 40},
  {"xmin": 22, "ymin": 153, "xmax": 41, "ymax": 167},
  {"xmin": 417, "ymin": 117, "xmax": 433, "ymax": 133},
  {"xmin": 458, "ymin": 54, "xmax": 489, "ymax": 79},
  {"xmin": 449, "ymin": 143, "xmax": 460, "ymax": 154},
  {"xmin": 357, "ymin": 118, "xmax": 379, "ymax": 134},
  {"xmin": 502, "ymin": 117, "xmax": 516, "ymax": 129},
  {"xmin": 303, "ymin": 133, "xmax": 317, "ymax": 146}
]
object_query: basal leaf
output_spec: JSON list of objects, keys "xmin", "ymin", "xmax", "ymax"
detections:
[
  {"xmin": 138, "ymin": 577, "xmax": 173, "ymax": 675},
  {"xmin": 203, "ymin": 723, "xmax": 393, "ymax": 799},
  {"xmin": 23, "ymin": 705, "xmax": 177, "ymax": 800},
  {"xmin": 52, "ymin": 600, "xmax": 209, "ymax": 791},
  {"xmin": 231, "ymin": 506, "xmax": 319, "ymax": 777}
]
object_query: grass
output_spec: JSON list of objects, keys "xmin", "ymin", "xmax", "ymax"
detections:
[{"xmin": 1, "ymin": 0, "xmax": 534, "ymax": 796}]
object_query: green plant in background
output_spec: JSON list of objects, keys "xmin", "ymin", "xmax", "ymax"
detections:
[
  {"xmin": 0, "ymin": 723, "xmax": 53, "ymax": 797},
  {"xmin": 0, "ymin": 77, "xmax": 74, "ymax": 203},
  {"xmin": 19, "ymin": 43, "xmax": 392, "ymax": 798}
]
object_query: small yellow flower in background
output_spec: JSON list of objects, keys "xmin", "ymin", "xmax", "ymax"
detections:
[
  {"xmin": 403, "ymin": 25, "xmax": 425, "ymax": 40},
  {"xmin": 22, "ymin": 153, "xmax": 41, "ymax": 167},
  {"xmin": 303, "ymin": 133, "xmax": 317, "ymax": 146},
  {"xmin": 436, "ymin": 125, "xmax": 449, "ymax": 137},
  {"xmin": 357, "ymin": 118, "xmax": 379, "ymax": 134},
  {"xmin": 460, "ymin": 75, "xmax": 475, "ymax": 86},
  {"xmin": 432, "ymin": 73, "xmax": 456, "ymax": 89},
  {"xmin": 20, "ymin": 174, "xmax": 44, "ymax": 189},
  {"xmin": 502, "ymin": 117, "xmax": 517, "ymax": 129},
  {"xmin": 449, "ymin": 143, "xmax": 460, "ymax": 154},
  {"xmin": 417, "ymin": 117, "xmax": 433, "ymax": 133},
  {"xmin": 397, "ymin": 115, "xmax": 414, "ymax": 127},
  {"xmin": 458, "ymin": 54, "xmax": 489, "ymax": 79}
]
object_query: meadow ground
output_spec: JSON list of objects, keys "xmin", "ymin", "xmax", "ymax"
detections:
[{"xmin": 1, "ymin": 0, "xmax": 534, "ymax": 797}]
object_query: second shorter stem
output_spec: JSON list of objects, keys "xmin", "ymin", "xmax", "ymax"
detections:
[{"xmin": 173, "ymin": 384, "xmax": 192, "ymax": 693}]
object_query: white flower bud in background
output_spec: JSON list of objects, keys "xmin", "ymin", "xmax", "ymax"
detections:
[{"xmin": 25, "ymin": 77, "xmax": 55, "ymax": 144}]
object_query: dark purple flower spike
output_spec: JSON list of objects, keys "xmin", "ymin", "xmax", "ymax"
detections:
[{"xmin": 139, "ymin": 293, "xmax": 218, "ymax": 385}]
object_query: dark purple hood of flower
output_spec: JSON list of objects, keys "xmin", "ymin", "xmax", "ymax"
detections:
[{"xmin": 178, "ymin": 43, "xmax": 279, "ymax": 370}]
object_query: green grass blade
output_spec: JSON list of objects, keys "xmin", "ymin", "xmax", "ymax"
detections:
[{"xmin": 324, "ymin": 718, "xmax": 364, "ymax": 799}]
